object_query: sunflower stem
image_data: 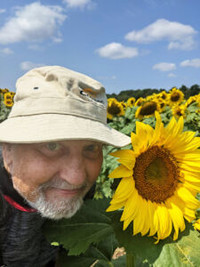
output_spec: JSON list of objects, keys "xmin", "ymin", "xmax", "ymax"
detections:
[{"xmin": 126, "ymin": 253, "xmax": 135, "ymax": 267}]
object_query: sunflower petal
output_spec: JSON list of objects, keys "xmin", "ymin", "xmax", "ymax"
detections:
[
  {"xmin": 121, "ymin": 186, "xmax": 139, "ymax": 221},
  {"xmin": 166, "ymin": 200, "xmax": 185, "ymax": 240},
  {"xmin": 132, "ymin": 195, "xmax": 150, "ymax": 236},
  {"xmin": 106, "ymin": 201, "xmax": 125, "ymax": 212},
  {"xmin": 109, "ymin": 165, "xmax": 133, "ymax": 178},
  {"xmin": 110, "ymin": 149, "xmax": 136, "ymax": 170},
  {"xmin": 176, "ymin": 186, "xmax": 199, "ymax": 209},
  {"xmin": 110, "ymin": 177, "xmax": 134, "ymax": 204}
]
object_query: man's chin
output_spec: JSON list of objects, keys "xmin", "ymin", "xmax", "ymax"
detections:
[{"xmin": 27, "ymin": 194, "xmax": 84, "ymax": 220}]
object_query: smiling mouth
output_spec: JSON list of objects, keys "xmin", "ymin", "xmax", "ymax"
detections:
[{"xmin": 45, "ymin": 186, "xmax": 85, "ymax": 198}]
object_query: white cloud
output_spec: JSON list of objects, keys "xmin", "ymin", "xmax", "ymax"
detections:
[
  {"xmin": 180, "ymin": 58, "xmax": 200, "ymax": 68},
  {"xmin": 20, "ymin": 61, "xmax": 45, "ymax": 71},
  {"xmin": 62, "ymin": 0, "xmax": 94, "ymax": 9},
  {"xmin": 97, "ymin": 75, "xmax": 117, "ymax": 81},
  {"xmin": 0, "ymin": 2, "xmax": 66, "ymax": 45},
  {"xmin": 125, "ymin": 19, "xmax": 197, "ymax": 50},
  {"xmin": 0, "ymin": 9, "xmax": 6, "ymax": 14},
  {"xmin": 153, "ymin": 62, "xmax": 176, "ymax": 72},
  {"xmin": 0, "ymin": 47, "xmax": 14, "ymax": 54},
  {"xmin": 168, "ymin": 73, "xmax": 176, "ymax": 78},
  {"xmin": 96, "ymin": 42, "xmax": 139, "ymax": 59},
  {"xmin": 28, "ymin": 44, "xmax": 43, "ymax": 51}
]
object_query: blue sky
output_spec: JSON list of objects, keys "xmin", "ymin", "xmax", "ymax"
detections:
[{"xmin": 0, "ymin": 0, "xmax": 200, "ymax": 94}]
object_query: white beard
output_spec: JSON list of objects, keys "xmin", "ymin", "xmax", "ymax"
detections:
[{"xmin": 27, "ymin": 177, "xmax": 90, "ymax": 220}]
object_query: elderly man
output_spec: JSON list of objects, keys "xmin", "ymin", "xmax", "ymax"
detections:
[{"xmin": 0, "ymin": 66, "xmax": 131, "ymax": 266}]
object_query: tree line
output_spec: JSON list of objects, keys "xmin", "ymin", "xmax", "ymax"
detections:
[{"xmin": 107, "ymin": 84, "xmax": 200, "ymax": 101}]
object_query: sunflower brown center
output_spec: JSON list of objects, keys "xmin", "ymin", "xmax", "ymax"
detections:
[
  {"xmin": 175, "ymin": 109, "xmax": 183, "ymax": 116},
  {"xmin": 133, "ymin": 146, "xmax": 180, "ymax": 203},
  {"xmin": 170, "ymin": 92, "xmax": 180, "ymax": 102},
  {"xmin": 139, "ymin": 101, "xmax": 157, "ymax": 116},
  {"xmin": 107, "ymin": 103, "xmax": 121, "ymax": 115},
  {"xmin": 161, "ymin": 94, "xmax": 167, "ymax": 100},
  {"xmin": 159, "ymin": 102, "xmax": 165, "ymax": 109}
]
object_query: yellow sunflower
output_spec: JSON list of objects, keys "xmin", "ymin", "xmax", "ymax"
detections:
[
  {"xmin": 156, "ymin": 98, "xmax": 167, "ymax": 112},
  {"xmin": 193, "ymin": 219, "xmax": 200, "ymax": 231},
  {"xmin": 159, "ymin": 91, "xmax": 168, "ymax": 101},
  {"xmin": 135, "ymin": 101, "xmax": 160, "ymax": 120},
  {"xmin": 3, "ymin": 99, "xmax": 13, "ymax": 107},
  {"xmin": 197, "ymin": 94, "xmax": 200, "ymax": 107},
  {"xmin": 107, "ymin": 112, "xmax": 200, "ymax": 242},
  {"xmin": 121, "ymin": 101, "xmax": 127, "ymax": 110},
  {"xmin": 186, "ymin": 95, "xmax": 198, "ymax": 107},
  {"xmin": 135, "ymin": 97, "xmax": 145, "ymax": 106},
  {"xmin": 107, "ymin": 98, "xmax": 125, "ymax": 120},
  {"xmin": 4, "ymin": 92, "xmax": 12, "ymax": 100},
  {"xmin": 127, "ymin": 97, "xmax": 136, "ymax": 107},
  {"xmin": 0, "ymin": 88, "xmax": 9, "ymax": 94},
  {"xmin": 168, "ymin": 87, "xmax": 184, "ymax": 106},
  {"xmin": 3, "ymin": 92, "xmax": 14, "ymax": 107},
  {"xmin": 172, "ymin": 104, "xmax": 187, "ymax": 118}
]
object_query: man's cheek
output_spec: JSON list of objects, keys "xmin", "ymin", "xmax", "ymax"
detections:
[{"xmin": 12, "ymin": 176, "xmax": 39, "ymax": 202}]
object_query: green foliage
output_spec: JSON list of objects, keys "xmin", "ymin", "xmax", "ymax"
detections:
[
  {"xmin": 184, "ymin": 102, "xmax": 200, "ymax": 135},
  {"xmin": 0, "ymin": 93, "xmax": 12, "ymax": 122},
  {"xmin": 44, "ymin": 198, "xmax": 200, "ymax": 267},
  {"xmin": 44, "ymin": 199, "xmax": 124, "ymax": 266},
  {"xmin": 56, "ymin": 245, "xmax": 126, "ymax": 267},
  {"xmin": 113, "ymin": 210, "xmax": 200, "ymax": 266},
  {"xmin": 44, "ymin": 199, "xmax": 114, "ymax": 256}
]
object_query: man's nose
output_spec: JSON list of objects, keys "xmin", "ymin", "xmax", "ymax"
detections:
[{"xmin": 59, "ymin": 156, "xmax": 87, "ymax": 186}]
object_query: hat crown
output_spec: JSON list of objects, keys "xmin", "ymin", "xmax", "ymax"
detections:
[
  {"xmin": 10, "ymin": 66, "xmax": 107, "ymax": 123},
  {"xmin": 0, "ymin": 65, "xmax": 131, "ymax": 147},
  {"xmin": 15, "ymin": 66, "xmax": 107, "ymax": 105}
]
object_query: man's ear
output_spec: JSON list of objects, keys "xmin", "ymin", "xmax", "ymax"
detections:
[{"xmin": 2, "ymin": 143, "xmax": 13, "ymax": 173}]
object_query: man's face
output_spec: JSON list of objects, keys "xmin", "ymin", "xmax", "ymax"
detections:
[{"xmin": 3, "ymin": 140, "xmax": 103, "ymax": 219}]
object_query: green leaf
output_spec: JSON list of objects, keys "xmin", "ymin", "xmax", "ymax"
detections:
[
  {"xmin": 125, "ymin": 106, "xmax": 137, "ymax": 120},
  {"xmin": 153, "ymin": 227, "xmax": 200, "ymax": 267},
  {"xmin": 102, "ymin": 180, "xmax": 113, "ymax": 198},
  {"xmin": 112, "ymin": 211, "xmax": 200, "ymax": 266},
  {"xmin": 57, "ymin": 243, "xmax": 126, "ymax": 267},
  {"xmin": 43, "ymin": 199, "xmax": 115, "ymax": 256},
  {"xmin": 56, "ymin": 247, "xmax": 96, "ymax": 267},
  {"xmin": 120, "ymin": 123, "xmax": 135, "ymax": 135},
  {"xmin": 187, "ymin": 102, "xmax": 199, "ymax": 113}
]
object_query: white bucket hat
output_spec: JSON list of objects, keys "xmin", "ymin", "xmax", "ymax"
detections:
[{"xmin": 0, "ymin": 66, "xmax": 131, "ymax": 147}]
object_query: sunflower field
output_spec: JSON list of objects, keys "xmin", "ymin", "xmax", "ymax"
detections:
[
  {"xmin": 0, "ymin": 88, "xmax": 15, "ymax": 122},
  {"xmin": 1, "ymin": 86, "xmax": 200, "ymax": 266}
]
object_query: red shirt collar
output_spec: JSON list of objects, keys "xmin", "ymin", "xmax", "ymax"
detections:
[{"xmin": 3, "ymin": 195, "xmax": 37, "ymax": 213}]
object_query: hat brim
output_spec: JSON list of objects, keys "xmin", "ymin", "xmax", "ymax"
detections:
[{"xmin": 0, "ymin": 114, "xmax": 131, "ymax": 147}]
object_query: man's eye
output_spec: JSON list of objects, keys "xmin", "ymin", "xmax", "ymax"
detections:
[
  {"xmin": 83, "ymin": 144, "xmax": 102, "ymax": 159},
  {"xmin": 46, "ymin": 143, "xmax": 61, "ymax": 151},
  {"xmin": 85, "ymin": 144, "xmax": 99, "ymax": 152}
]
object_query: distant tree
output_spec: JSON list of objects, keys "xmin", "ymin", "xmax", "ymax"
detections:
[
  {"xmin": 190, "ymin": 84, "xmax": 200, "ymax": 96},
  {"xmin": 179, "ymin": 85, "xmax": 189, "ymax": 99},
  {"xmin": 106, "ymin": 93, "xmax": 117, "ymax": 99},
  {"xmin": 106, "ymin": 84, "xmax": 200, "ymax": 102}
]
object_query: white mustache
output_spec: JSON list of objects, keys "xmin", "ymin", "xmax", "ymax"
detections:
[{"xmin": 40, "ymin": 177, "xmax": 87, "ymax": 191}]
